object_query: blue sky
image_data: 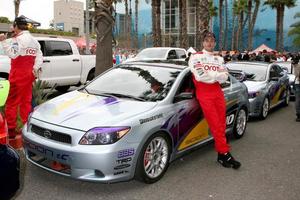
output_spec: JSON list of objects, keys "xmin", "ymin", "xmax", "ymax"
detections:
[{"xmin": 0, "ymin": 0, "xmax": 299, "ymax": 30}]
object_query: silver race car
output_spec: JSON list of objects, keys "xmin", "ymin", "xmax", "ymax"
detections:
[
  {"xmin": 23, "ymin": 62, "xmax": 249, "ymax": 183},
  {"xmin": 226, "ymin": 61, "xmax": 290, "ymax": 119}
]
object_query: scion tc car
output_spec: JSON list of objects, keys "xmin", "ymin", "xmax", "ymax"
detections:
[
  {"xmin": 23, "ymin": 62, "xmax": 249, "ymax": 184},
  {"xmin": 226, "ymin": 61, "xmax": 290, "ymax": 119}
]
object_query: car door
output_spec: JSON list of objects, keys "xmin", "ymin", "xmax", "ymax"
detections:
[
  {"xmin": 173, "ymin": 72, "xmax": 211, "ymax": 152},
  {"xmin": 43, "ymin": 40, "xmax": 81, "ymax": 86},
  {"xmin": 268, "ymin": 64, "xmax": 284, "ymax": 106},
  {"xmin": 222, "ymin": 76, "xmax": 240, "ymax": 128}
]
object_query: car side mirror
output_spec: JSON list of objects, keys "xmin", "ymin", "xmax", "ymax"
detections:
[{"xmin": 174, "ymin": 92, "xmax": 194, "ymax": 102}]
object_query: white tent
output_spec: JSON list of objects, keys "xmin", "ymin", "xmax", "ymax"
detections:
[{"xmin": 251, "ymin": 44, "xmax": 275, "ymax": 54}]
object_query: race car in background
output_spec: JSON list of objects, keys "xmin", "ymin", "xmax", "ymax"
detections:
[{"xmin": 226, "ymin": 61, "xmax": 290, "ymax": 119}]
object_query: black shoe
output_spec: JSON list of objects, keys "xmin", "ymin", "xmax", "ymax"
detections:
[
  {"xmin": 217, "ymin": 152, "xmax": 241, "ymax": 169},
  {"xmin": 296, "ymin": 115, "xmax": 300, "ymax": 122}
]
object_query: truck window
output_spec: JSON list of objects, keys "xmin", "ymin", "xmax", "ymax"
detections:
[
  {"xmin": 48, "ymin": 41, "xmax": 73, "ymax": 56},
  {"xmin": 38, "ymin": 41, "xmax": 47, "ymax": 56}
]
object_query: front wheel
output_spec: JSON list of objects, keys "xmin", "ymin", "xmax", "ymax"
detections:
[
  {"xmin": 282, "ymin": 89, "xmax": 290, "ymax": 106},
  {"xmin": 233, "ymin": 108, "xmax": 247, "ymax": 139},
  {"xmin": 259, "ymin": 97, "xmax": 269, "ymax": 120},
  {"xmin": 135, "ymin": 133, "xmax": 171, "ymax": 184}
]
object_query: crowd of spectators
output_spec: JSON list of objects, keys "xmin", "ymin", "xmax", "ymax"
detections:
[{"xmin": 221, "ymin": 50, "xmax": 300, "ymax": 64}]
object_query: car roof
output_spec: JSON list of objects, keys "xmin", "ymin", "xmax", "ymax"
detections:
[
  {"xmin": 122, "ymin": 61, "xmax": 189, "ymax": 70},
  {"xmin": 226, "ymin": 61, "xmax": 269, "ymax": 67},
  {"xmin": 35, "ymin": 36, "xmax": 74, "ymax": 42},
  {"xmin": 140, "ymin": 47, "xmax": 187, "ymax": 51}
]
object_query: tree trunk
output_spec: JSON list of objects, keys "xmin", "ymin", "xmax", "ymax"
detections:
[
  {"xmin": 279, "ymin": 4, "xmax": 284, "ymax": 51},
  {"xmin": 196, "ymin": 0, "xmax": 210, "ymax": 51},
  {"xmin": 248, "ymin": 0, "xmax": 260, "ymax": 50},
  {"xmin": 124, "ymin": 0, "xmax": 130, "ymax": 48},
  {"xmin": 94, "ymin": 0, "xmax": 114, "ymax": 76},
  {"xmin": 224, "ymin": 0, "xmax": 228, "ymax": 50},
  {"xmin": 179, "ymin": 0, "xmax": 188, "ymax": 49},
  {"xmin": 219, "ymin": 0, "xmax": 223, "ymax": 51},
  {"xmin": 14, "ymin": 0, "xmax": 21, "ymax": 18},
  {"xmin": 236, "ymin": 11, "xmax": 244, "ymax": 50},
  {"xmin": 135, "ymin": 0, "xmax": 139, "ymax": 49},
  {"xmin": 152, "ymin": 0, "xmax": 162, "ymax": 47},
  {"xmin": 247, "ymin": 0, "xmax": 252, "ymax": 50},
  {"xmin": 275, "ymin": 6, "xmax": 280, "ymax": 51}
]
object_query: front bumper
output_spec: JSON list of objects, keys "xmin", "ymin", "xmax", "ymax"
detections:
[
  {"xmin": 23, "ymin": 120, "xmax": 138, "ymax": 183},
  {"xmin": 248, "ymin": 97, "xmax": 263, "ymax": 117}
]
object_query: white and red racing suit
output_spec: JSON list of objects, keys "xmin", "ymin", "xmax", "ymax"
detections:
[
  {"xmin": 1, "ymin": 31, "xmax": 42, "ymax": 136},
  {"xmin": 189, "ymin": 50, "xmax": 229, "ymax": 154}
]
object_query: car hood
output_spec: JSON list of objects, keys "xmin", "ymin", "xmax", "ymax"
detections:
[
  {"xmin": 243, "ymin": 80, "xmax": 265, "ymax": 92},
  {"xmin": 32, "ymin": 90, "xmax": 157, "ymax": 131}
]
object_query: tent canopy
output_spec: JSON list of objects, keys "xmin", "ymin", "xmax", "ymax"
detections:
[{"xmin": 251, "ymin": 44, "xmax": 275, "ymax": 54}]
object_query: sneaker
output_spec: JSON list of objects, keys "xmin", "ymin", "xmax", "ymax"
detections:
[{"xmin": 217, "ymin": 152, "xmax": 241, "ymax": 169}]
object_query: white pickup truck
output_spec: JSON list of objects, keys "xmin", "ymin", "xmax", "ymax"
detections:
[{"xmin": 0, "ymin": 37, "xmax": 95, "ymax": 92}]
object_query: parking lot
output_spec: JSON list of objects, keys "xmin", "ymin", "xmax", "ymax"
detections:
[{"xmin": 13, "ymin": 102, "xmax": 300, "ymax": 200}]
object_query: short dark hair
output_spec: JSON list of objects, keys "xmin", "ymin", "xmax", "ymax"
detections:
[{"xmin": 203, "ymin": 31, "xmax": 216, "ymax": 41}]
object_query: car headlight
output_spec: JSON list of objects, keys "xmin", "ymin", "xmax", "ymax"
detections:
[
  {"xmin": 79, "ymin": 127, "xmax": 131, "ymax": 145},
  {"xmin": 248, "ymin": 91, "xmax": 261, "ymax": 99}
]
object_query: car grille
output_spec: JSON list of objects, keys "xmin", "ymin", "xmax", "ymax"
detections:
[{"xmin": 31, "ymin": 124, "xmax": 72, "ymax": 144}]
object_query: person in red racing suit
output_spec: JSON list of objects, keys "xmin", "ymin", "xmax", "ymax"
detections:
[
  {"xmin": 0, "ymin": 16, "xmax": 42, "ymax": 138},
  {"xmin": 189, "ymin": 31, "xmax": 241, "ymax": 169}
]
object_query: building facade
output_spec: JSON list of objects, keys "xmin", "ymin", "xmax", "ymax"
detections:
[
  {"xmin": 54, "ymin": 0, "xmax": 84, "ymax": 36},
  {"xmin": 161, "ymin": 0, "xmax": 197, "ymax": 47}
]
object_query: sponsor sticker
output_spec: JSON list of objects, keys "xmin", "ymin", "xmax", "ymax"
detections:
[
  {"xmin": 118, "ymin": 148, "xmax": 135, "ymax": 158},
  {"xmin": 116, "ymin": 157, "xmax": 132, "ymax": 164},
  {"xmin": 113, "ymin": 170, "xmax": 129, "ymax": 176},
  {"xmin": 114, "ymin": 164, "xmax": 131, "ymax": 170}
]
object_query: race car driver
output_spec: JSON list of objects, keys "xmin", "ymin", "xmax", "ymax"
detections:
[
  {"xmin": 0, "ymin": 16, "xmax": 43, "ymax": 139},
  {"xmin": 188, "ymin": 31, "xmax": 241, "ymax": 169}
]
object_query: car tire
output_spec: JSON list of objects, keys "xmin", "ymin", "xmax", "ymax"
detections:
[
  {"xmin": 233, "ymin": 108, "xmax": 247, "ymax": 139},
  {"xmin": 55, "ymin": 85, "xmax": 70, "ymax": 93},
  {"xmin": 282, "ymin": 89, "xmax": 290, "ymax": 107},
  {"xmin": 135, "ymin": 132, "xmax": 171, "ymax": 184},
  {"xmin": 259, "ymin": 97, "xmax": 269, "ymax": 120}
]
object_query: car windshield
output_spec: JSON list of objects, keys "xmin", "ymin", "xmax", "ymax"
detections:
[
  {"xmin": 84, "ymin": 64, "xmax": 181, "ymax": 101},
  {"xmin": 226, "ymin": 63, "xmax": 268, "ymax": 81},
  {"xmin": 135, "ymin": 49, "xmax": 169, "ymax": 59}
]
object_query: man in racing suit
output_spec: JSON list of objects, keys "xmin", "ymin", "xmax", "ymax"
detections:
[
  {"xmin": 0, "ymin": 16, "xmax": 43, "ymax": 138},
  {"xmin": 189, "ymin": 31, "xmax": 241, "ymax": 169}
]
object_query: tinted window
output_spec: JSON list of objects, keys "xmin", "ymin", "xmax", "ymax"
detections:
[
  {"xmin": 38, "ymin": 41, "xmax": 46, "ymax": 56},
  {"xmin": 85, "ymin": 64, "xmax": 181, "ymax": 101},
  {"xmin": 167, "ymin": 50, "xmax": 177, "ymax": 59},
  {"xmin": 136, "ymin": 49, "xmax": 169, "ymax": 59},
  {"xmin": 226, "ymin": 63, "xmax": 268, "ymax": 81},
  {"xmin": 176, "ymin": 50, "xmax": 186, "ymax": 59},
  {"xmin": 48, "ymin": 41, "xmax": 73, "ymax": 56}
]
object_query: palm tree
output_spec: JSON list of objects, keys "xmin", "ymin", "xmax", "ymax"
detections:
[
  {"xmin": 224, "ymin": 0, "xmax": 228, "ymax": 50},
  {"xmin": 218, "ymin": 0, "xmax": 224, "ymax": 51},
  {"xmin": 288, "ymin": 12, "xmax": 300, "ymax": 47},
  {"xmin": 179, "ymin": 0, "xmax": 188, "ymax": 49},
  {"xmin": 234, "ymin": 0, "xmax": 247, "ymax": 50},
  {"xmin": 196, "ymin": 0, "xmax": 210, "ymax": 51},
  {"xmin": 264, "ymin": 0, "xmax": 296, "ymax": 51},
  {"xmin": 13, "ymin": 0, "xmax": 23, "ymax": 18},
  {"xmin": 208, "ymin": 0, "xmax": 218, "ymax": 32},
  {"xmin": 135, "ymin": 0, "xmax": 139, "ymax": 48},
  {"xmin": 94, "ymin": 0, "xmax": 115, "ymax": 76},
  {"xmin": 247, "ymin": 0, "xmax": 260, "ymax": 50},
  {"xmin": 151, "ymin": 0, "xmax": 162, "ymax": 47}
]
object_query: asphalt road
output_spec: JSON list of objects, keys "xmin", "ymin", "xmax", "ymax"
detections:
[{"xmin": 14, "ymin": 102, "xmax": 300, "ymax": 200}]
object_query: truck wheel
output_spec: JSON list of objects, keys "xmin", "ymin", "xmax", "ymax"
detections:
[
  {"xmin": 55, "ymin": 86, "xmax": 70, "ymax": 93},
  {"xmin": 87, "ymin": 69, "xmax": 95, "ymax": 82}
]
